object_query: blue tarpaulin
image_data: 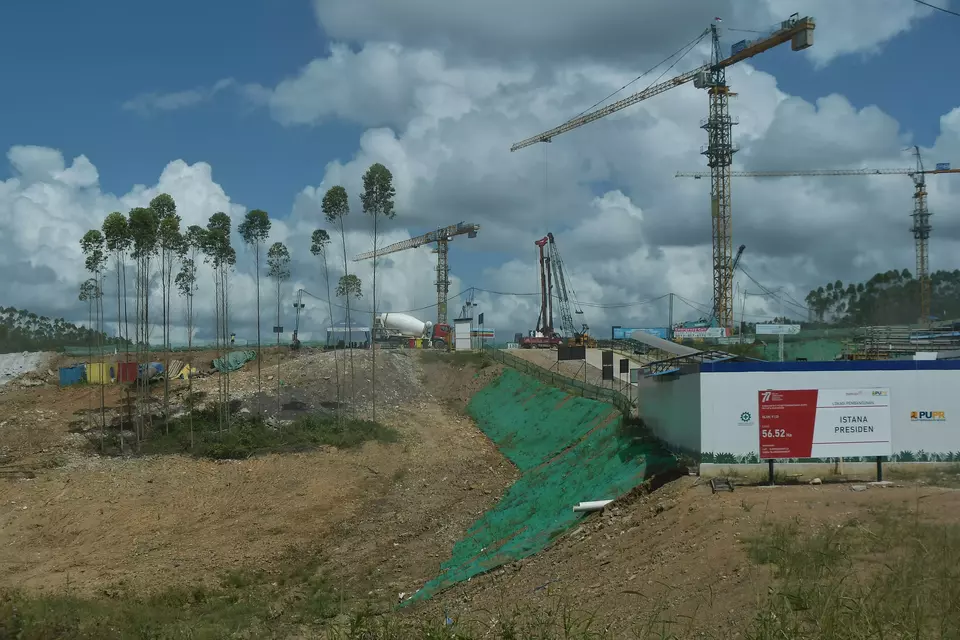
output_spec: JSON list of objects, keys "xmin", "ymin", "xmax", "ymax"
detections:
[
  {"xmin": 138, "ymin": 362, "xmax": 164, "ymax": 380},
  {"xmin": 58, "ymin": 366, "xmax": 85, "ymax": 387}
]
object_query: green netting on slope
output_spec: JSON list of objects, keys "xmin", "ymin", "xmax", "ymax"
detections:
[
  {"xmin": 212, "ymin": 350, "xmax": 257, "ymax": 373},
  {"xmin": 473, "ymin": 370, "xmax": 624, "ymax": 471},
  {"xmin": 406, "ymin": 368, "xmax": 677, "ymax": 603}
]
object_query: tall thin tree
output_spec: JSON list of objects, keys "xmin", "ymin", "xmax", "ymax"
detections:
[
  {"xmin": 267, "ymin": 242, "xmax": 291, "ymax": 417},
  {"xmin": 80, "ymin": 230, "xmax": 108, "ymax": 448},
  {"xmin": 176, "ymin": 225, "xmax": 203, "ymax": 448},
  {"xmin": 77, "ymin": 278, "xmax": 100, "ymax": 437},
  {"xmin": 102, "ymin": 212, "xmax": 132, "ymax": 448},
  {"xmin": 155, "ymin": 197, "xmax": 182, "ymax": 435},
  {"xmin": 238, "ymin": 210, "xmax": 272, "ymax": 416},
  {"xmin": 322, "ymin": 186, "xmax": 355, "ymax": 407},
  {"xmin": 203, "ymin": 213, "xmax": 236, "ymax": 431},
  {"xmin": 360, "ymin": 163, "xmax": 396, "ymax": 423},
  {"xmin": 311, "ymin": 229, "xmax": 341, "ymax": 422},
  {"xmin": 128, "ymin": 206, "xmax": 160, "ymax": 444}
]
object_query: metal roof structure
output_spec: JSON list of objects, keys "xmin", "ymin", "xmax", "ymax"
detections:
[
  {"xmin": 626, "ymin": 331, "xmax": 701, "ymax": 357},
  {"xmin": 643, "ymin": 350, "xmax": 766, "ymax": 377}
]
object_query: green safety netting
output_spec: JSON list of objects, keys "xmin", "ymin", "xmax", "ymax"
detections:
[
  {"xmin": 406, "ymin": 368, "xmax": 677, "ymax": 603},
  {"xmin": 212, "ymin": 350, "xmax": 257, "ymax": 373}
]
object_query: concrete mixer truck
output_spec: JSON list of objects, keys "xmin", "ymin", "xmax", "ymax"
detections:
[{"xmin": 376, "ymin": 312, "xmax": 452, "ymax": 349}]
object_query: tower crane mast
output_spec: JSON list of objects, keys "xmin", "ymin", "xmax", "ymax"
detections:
[
  {"xmin": 510, "ymin": 14, "xmax": 815, "ymax": 334},
  {"xmin": 676, "ymin": 148, "xmax": 960, "ymax": 323},
  {"xmin": 354, "ymin": 222, "xmax": 480, "ymax": 326}
]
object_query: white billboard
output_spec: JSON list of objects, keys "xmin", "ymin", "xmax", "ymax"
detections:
[
  {"xmin": 700, "ymin": 367, "xmax": 960, "ymax": 461},
  {"xmin": 756, "ymin": 324, "xmax": 801, "ymax": 335},
  {"xmin": 674, "ymin": 327, "xmax": 728, "ymax": 339},
  {"xmin": 758, "ymin": 388, "xmax": 891, "ymax": 459}
]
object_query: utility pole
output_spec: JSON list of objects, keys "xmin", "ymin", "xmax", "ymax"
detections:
[
  {"xmin": 668, "ymin": 293, "xmax": 674, "ymax": 337},
  {"xmin": 778, "ymin": 291, "xmax": 785, "ymax": 362}
]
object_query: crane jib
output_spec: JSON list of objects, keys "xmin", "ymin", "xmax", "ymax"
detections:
[{"xmin": 509, "ymin": 16, "xmax": 815, "ymax": 152}]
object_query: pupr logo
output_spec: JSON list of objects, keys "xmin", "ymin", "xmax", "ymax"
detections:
[
  {"xmin": 910, "ymin": 411, "xmax": 945, "ymax": 422},
  {"xmin": 740, "ymin": 411, "xmax": 752, "ymax": 423}
]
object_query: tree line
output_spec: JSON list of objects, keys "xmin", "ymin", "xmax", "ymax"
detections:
[
  {"xmin": 76, "ymin": 162, "xmax": 396, "ymax": 449},
  {"xmin": 0, "ymin": 307, "xmax": 118, "ymax": 354},
  {"xmin": 804, "ymin": 268, "xmax": 960, "ymax": 326}
]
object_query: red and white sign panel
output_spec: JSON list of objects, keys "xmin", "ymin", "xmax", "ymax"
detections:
[{"xmin": 757, "ymin": 388, "xmax": 892, "ymax": 459}]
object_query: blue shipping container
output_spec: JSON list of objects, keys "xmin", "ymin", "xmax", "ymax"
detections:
[
  {"xmin": 936, "ymin": 162, "xmax": 951, "ymax": 171},
  {"xmin": 59, "ymin": 365, "xmax": 85, "ymax": 387}
]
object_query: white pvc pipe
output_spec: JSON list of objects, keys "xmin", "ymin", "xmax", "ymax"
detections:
[{"xmin": 573, "ymin": 499, "xmax": 613, "ymax": 513}]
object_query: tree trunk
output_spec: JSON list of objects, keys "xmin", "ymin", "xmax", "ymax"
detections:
[
  {"xmin": 187, "ymin": 286, "xmax": 194, "ymax": 448},
  {"xmin": 162, "ymin": 249, "xmax": 170, "ymax": 435},
  {"xmin": 276, "ymin": 278, "xmax": 281, "ymax": 419},
  {"xmin": 213, "ymin": 272, "xmax": 223, "ymax": 432},
  {"xmin": 122, "ymin": 257, "xmax": 131, "ymax": 446},
  {"xmin": 371, "ymin": 213, "xmax": 378, "ymax": 423},
  {"xmin": 322, "ymin": 256, "xmax": 341, "ymax": 425},
  {"xmin": 255, "ymin": 244, "xmax": 262, "ymax": 416},
  {"xmin": 98, "ymin": 274, "xmax": 106, "ymax": 452},
  {"xmin": 143, "ymin": 256, "xmax": 152, "ymax": 439},
  {"xmin": 224, "ymin": 266, "xmax": 231, "ymax": 430},
  {"xmin": 116, "ymin": 255, "xmax": 124, "ymax": 453},
  {"xmin": 338, "ymin": 221, "xmax": 354, "ymax": 415}
]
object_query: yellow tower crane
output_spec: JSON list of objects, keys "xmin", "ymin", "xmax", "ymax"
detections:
[
  {"xmin": 676, "ymin": 147, "xmax": 960, "ymax": 324},
  {"xmin": 510, "ymin": 14, "xmax": 815, "ymax": 332},
  {"xmin": 353, "ymin": 222, "xmax": 480, "ymax": 326}
]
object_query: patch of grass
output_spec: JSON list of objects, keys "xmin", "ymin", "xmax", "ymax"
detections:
[
  {"xmin": 0, "ymin": 571, "xmax": 649, "ymax": 640},
  {"xmin": 887, "ymin": 462, "xmax": 960, "ymax": 488},
  {"xmin": 0, "ymin": 547, "xmax": 346, "ymax": 639},
  {"xmin": 744, "ymin": 508, "xmax": 960, "ymax": 639},
  {"xmin": 112, "ymin": 407, "xmax": 399, "ymax": 460}
]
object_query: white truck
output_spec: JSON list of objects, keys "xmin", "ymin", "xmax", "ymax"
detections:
[{"xmin": 377, "ymin": 312, "xmax": 452, "ymax": 349}]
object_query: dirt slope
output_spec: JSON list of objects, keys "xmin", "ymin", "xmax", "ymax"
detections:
[
  {"xmin": 0, "ymin": 348, "xmax": 516, "ymax": 604},
  {"xmin": 413, "ymin": 477, "xmax": 960, "ymax": 636}
]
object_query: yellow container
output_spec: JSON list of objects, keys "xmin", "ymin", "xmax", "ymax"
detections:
[
  {"xmin": 415, "ymin": 339, "xmax": 423, "ymax": 349},
  {"xmin": 86, "ymin": 362, "xmax": 116, "ymax": 384}
]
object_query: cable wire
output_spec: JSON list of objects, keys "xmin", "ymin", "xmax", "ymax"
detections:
[
  {"xmin": 737, "ymin": 265, "xmax": 811, "ymax": 314},
  {"xmin": 571, "ymin": 28, "xmax": 708, "ymax": 120},
  {"xmin": 913, "ymin": 0, "xmax": 960, "ymax": 18}
]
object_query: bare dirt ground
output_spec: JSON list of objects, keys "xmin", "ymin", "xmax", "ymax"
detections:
[
  {"xmin": 414, "ymin": 477, "xmax": 960, "ymax": 637},
  {"xmin": 1, "ymin": 349, "xmax": 959, "ymax": 637},
  {"xmin": 0, "ymin": 348, "xmax": 517, "ymax": 604}
]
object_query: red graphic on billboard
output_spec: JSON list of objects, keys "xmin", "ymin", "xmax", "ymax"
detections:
[{"xmin": 758, "ymin": 389, "xmax": 819, "ymax": 459}]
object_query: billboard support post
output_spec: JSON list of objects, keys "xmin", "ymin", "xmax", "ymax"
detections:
[
  {"xmin": 768, "ymin": 460, "xmax": 775, "ymax": 486},
  {"xmin": 876, "ymin": 456, "xmax": 883, "ymax": 482}
]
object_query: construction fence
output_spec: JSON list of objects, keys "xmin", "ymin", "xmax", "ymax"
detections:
[{"xmin": 482, "ymin": 346, "xmax": 635, "ymax": 415}]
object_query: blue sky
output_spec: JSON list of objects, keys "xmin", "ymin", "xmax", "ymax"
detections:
[
  {"xmin": 0, "ymin": 0, "xmax": 359, "ymax": 215},
  {"xmin": 3, "ymin": 2, "xmax": 956, "ymax": 219},
  {"xmin": 753, "ymin": 12, "xmax": 959, "ymax": 152},
  {"xmin": 2, "ymin": 2, "xmax": 959, "ymax": 334}
]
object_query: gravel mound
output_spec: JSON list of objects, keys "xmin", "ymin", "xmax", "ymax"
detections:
[{"xmin": 0, "ymin": 352, "xmax": 53, "ymax": 387}]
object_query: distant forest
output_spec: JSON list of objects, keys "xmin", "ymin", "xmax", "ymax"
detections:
[
  {"xmin": 0, "ymin": 306, "xmax": 117, "ymax": 354},
  {"xmin": 804, "ymin": 269, "xmax": 960, "ymax": 326}
]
